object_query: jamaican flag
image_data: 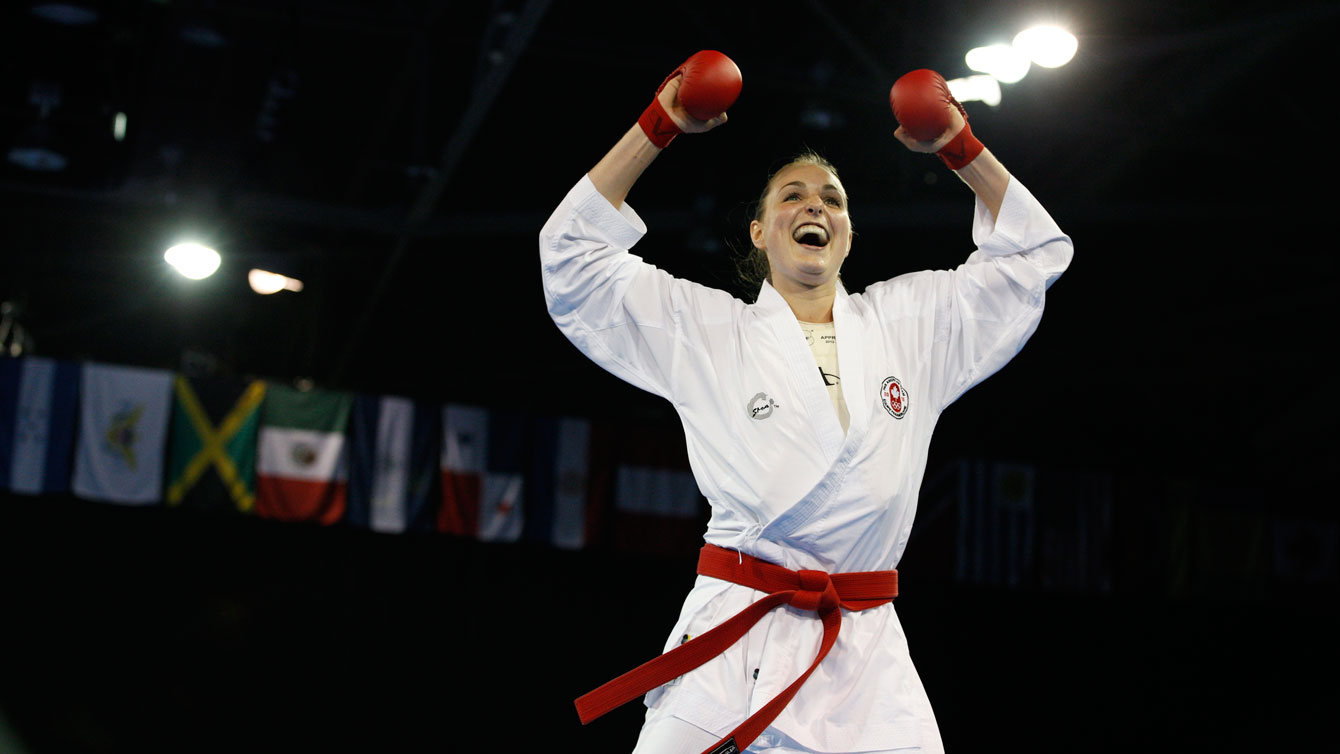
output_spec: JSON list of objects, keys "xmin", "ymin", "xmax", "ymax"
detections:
[{"xmin": 166, "ymin": 376, "xmax": 266, "ymax": 513}]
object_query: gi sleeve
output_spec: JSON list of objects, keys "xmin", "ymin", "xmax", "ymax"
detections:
[
  {"xmin": 539, "ymin": 175, "xmax": 738, "ymax": 401},
  {"xmin": 928, "ymin": 174, "xmax": 1074, "ymax": 411}
]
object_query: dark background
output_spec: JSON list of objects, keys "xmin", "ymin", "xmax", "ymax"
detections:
[{"xmin": 1, "ymin": 1, "xmax": 1335, "ymax": 752}]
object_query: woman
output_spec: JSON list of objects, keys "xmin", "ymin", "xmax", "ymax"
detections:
[{"xmin": 540, "ymin": 57, "xmax": 1073, "ymax": 754}]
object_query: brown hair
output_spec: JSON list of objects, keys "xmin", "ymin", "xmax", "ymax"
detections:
[{"xmin": 734, "ymin": 149, "xmax": 849, "ymax": 294}]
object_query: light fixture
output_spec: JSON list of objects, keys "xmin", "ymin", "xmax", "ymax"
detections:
[
  {"xmin": 1013, "ymin": 26, "xmax": 1078, "ymax": 68},
  {"xmin": 30, "ymin": 3, "xmax": 98, "ymax": 25},
  {"xmin": 165, "ymin": 243, "xmax": 221, "ymax": 280},
  {"xmin": 7, "ymin": 145, "xmax": 67, "ymax": 172},
  {"xmin": 7, "ymin": 80, "xmax": 67, "ymax": 172},
  {"xmin": 965, "ymin": 44, "xmax": 1032, "ymax": 84},
  {"xmin": 947, "ymin": 75, "xmax": 1002, "ymax": 107},
  {"xmin": 248, "ymin": 269, "xmax": 304, "ymax": 295}
]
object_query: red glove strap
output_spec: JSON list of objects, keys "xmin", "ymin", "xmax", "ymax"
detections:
[
  {"xmin": 936, "ymin": 119, "xmax": 984, "ymax": 170},
  {"xmin": 638, "ymin": 96, "xmax": 680, "ymax": 149}
]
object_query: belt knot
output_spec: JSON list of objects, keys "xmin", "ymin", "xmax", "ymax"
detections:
[
  {"xmin": 575, "ymin": 545, "xmax": 897, "ymax": 754},
  {"xmin": 790, "ymin": 569, "xmax": 839, "ymax": 613}
]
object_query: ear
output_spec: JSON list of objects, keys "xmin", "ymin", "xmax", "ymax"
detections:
[{"xmin": 749, "ymin": 219, "xmax": 764, "ymax": 249}]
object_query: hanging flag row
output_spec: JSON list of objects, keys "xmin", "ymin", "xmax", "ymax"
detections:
[{"xmin": 0, "ymin": 356, "xmax": 707, "ymax": 553}]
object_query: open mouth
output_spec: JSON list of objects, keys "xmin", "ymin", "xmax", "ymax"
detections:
[{"xmin": 792, "ymin": 223, "xmax": 829, "ymax": 248}]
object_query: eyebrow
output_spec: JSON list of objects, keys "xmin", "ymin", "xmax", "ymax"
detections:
[{"xmin": 780, "ymin": 181, "xmax": 841, "ymax": 192}]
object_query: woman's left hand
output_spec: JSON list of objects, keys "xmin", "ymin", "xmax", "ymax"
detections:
[{"xmin": 893, "ymin": 104, "xmax": 965, "ymax": 153}]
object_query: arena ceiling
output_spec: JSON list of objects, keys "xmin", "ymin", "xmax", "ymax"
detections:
[{"xmin": 1, "ymin": 0, "xmax": 1333, "ymax": 491}]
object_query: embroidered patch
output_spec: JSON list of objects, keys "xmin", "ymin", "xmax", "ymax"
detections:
[
  {"xmin": 708, "ymin": 737, "xmax": 739, "ymax": 754},
  {"xmin": 880, "ymin": 376, "xmax": 909, "ymax": 419}
]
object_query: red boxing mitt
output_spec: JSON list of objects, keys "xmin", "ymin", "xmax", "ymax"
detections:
[
  {"xmin": 890, "ymin": 68, "xmax": 955, "ymax": 140},
  {"xmin": 677, "ymin": 50, "xmax": 742, "ymax": 120},
  {"xmin": 889, "ymin": 68, "xmax": 983, "ymax": 170},
  {"xmin": 638, "ymin": 50, "xmax": 742, "ymax": 148}
]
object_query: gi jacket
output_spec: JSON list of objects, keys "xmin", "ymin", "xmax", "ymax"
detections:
[{"xmin": 540, "ymin": 174, "xmax": 1072, "ymax": 752}]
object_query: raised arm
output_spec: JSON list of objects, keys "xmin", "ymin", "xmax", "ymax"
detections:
[
  {"xmin": 588, "ymin": 52, "xmax": 737, "ymax": 208},
  {"xmin": 885, "ymin": 70, "xmax": 1072, "ymax": 412},
  {"xmin": 539, "ymin": 51, "xmax": 743, "ymax": 401},
  {"xmin": 889, "ymin": 69, "xmax": 1009, "ymax": 219}
]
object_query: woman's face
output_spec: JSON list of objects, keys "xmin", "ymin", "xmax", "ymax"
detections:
[{"xmin": 749, "ymin": 163, "xmax": 853, "ymax": 292}]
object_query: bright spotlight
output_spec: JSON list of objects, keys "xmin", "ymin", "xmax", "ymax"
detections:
[
  {"xmin": 965, "ymin": 44, "xmax": 1031, "ymax": 84},
  {"xmin": 947, "ymin": 75, "xmax": 1002, "ymax": 107},
  {"xmin": 165, "ymin": 242, "xmax": 221, "ymax": 280},
  {"xmin": 1013, "ymin": 26, "xmax": 1078, "ymax": 68},
  {"xmin": 248, "ymin": 269, "xmax": 304, "ymax": 295}
]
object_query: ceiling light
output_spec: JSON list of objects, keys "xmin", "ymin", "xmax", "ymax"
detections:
[
  {"xmin": 30, "ymin": 3, "xmax": 98, "ymax": 25},
  {"xmin": 7, "ymin": 146, "xmax": 67, "ymax": 172},
  {"xmin": 248, "ymin": 269, "xmax": 304, "ymax": 295},
  {"xmin": 165, "ymin": 243, "xmax": 221, "ymax": 280},
  {"xmin": 1013, "ymin": 26, "xmax": 1078, "ymax": 68},
  {"xmin": 965, "ymin": 44, "xmax": 1031, "ymax": 84},
  {"xmin": 947, "ymin": 75, "xmax": 1002, "ymax": 107}
]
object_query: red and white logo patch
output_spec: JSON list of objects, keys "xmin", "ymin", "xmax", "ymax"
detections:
[{"xmin": 880, "ymin": 376, "xmax": 909, "ymax": 419}]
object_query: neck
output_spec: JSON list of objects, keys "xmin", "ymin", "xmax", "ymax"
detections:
[{"xmin": 774, "ymin": 278, "xmax": 838, "ymax": 323}]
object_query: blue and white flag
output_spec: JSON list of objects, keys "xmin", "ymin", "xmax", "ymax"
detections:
[
  {"xmin": 71, "ymin": 362, "xmax": 174, "ymax": 505},
  {"xmin": 347, "ymin": 394, "xmax": 439, "ymax": 534},
  {"xmin": 0, "ymin": 356, "xmax": 80, "ymax": 495},
  {"xmin": 615, "ymin": 464, "xmax": 702, "ymax": 518},
  {"xmin": 525, "ymin": 416, "xmax": 593, "ymax": 550}
]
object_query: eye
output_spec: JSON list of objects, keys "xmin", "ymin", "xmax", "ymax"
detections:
[
  {"xmin": 783, "ymin": 192, "xmax": 801, "ymax": 201},
  {"xmin": 824, "ymin": 196, "xmax": 842, "ymax": 207}
]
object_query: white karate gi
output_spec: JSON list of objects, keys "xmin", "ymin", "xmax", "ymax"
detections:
[{"xmin": 540, "ymin": 173, "xmax": 1072, "ymax": 753}]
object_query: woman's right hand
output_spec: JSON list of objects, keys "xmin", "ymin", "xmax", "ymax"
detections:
[{"xmin": 657, "ymin": 75, "xmax": 730, "ymax": 134}]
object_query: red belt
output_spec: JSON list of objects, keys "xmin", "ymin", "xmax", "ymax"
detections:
[{"xmin": 575, "ymin": 544, "xmax": 898, "ymax": 754}]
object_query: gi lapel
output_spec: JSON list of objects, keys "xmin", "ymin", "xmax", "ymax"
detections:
[
  {"xmin": 750, "ymin": 282, "xmax": 873, "ymax": 548},
  {"xmin": 757, "ymin": 282, "xmax": 845, "ymax": 466},
  {"xmin": 831, "ymin": 283, "xmax": 870, "ymax": 443}
]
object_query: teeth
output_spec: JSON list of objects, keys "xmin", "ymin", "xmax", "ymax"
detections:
[{"xmin": 793, "ymin": 224, "xmax": 829, "ymax": 244}]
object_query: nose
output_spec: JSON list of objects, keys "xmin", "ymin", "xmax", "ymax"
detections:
[{"xmin": 804, "ymin": 198, "xmax": 822, "ymax": 215}]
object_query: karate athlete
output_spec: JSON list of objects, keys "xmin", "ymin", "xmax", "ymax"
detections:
[{"xmin": 540, "ymin": 52, "xmax": 1073, "ymax": 754}]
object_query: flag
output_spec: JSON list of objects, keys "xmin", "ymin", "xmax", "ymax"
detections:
[
  {"xmin": 615, "ymin": 466, "xmax": 702, "ymax": 517},
  {"xmin": 525, "ymin": 415, "xmax": 599, "ymax": 549},
  {"xmin": 1036, "ymin": 468, "xmax": 1113, "ymax": 593},
  {"xmin": 71, "ymin": 362, "xmax": 174, "ymax": 505},
  {"xmin": 346, "ymin": 394, "xmax": 439, "ymax": 534},
  {"xmin": 609, "ymin": 421, "xmax": 706, "ymax": 557},
  {"xmin": 438, "ymin": 404, "xmax": 525, "ymax": 542},
  {"xmin": 0, "ymin": 356, "xmax": 80, "ymax": 496},
  {"xmin": 254, "ymin": 382, "xmax": 352, "ymax": 524},
  {"xmin": 954, "ymin": 459, "xmax": 1036, "ymax": 587},
  {"xmin": 165, "ymin": 376, "xmax": 265, "ymax": 513}
]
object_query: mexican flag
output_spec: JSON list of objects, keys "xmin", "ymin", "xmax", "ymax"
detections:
[{"xmin": 254, "ymin": 382, "xmax": 352, "ymax": 524}]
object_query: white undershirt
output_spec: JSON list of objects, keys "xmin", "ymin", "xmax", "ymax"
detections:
[{"xmin": 798, "ymin": 320, "xmax": 849, "ymax": 434}]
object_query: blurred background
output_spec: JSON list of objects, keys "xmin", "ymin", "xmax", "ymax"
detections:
[{"xmin": 1, "ymin": 1, "xmax": 1335, "ymax": 752}]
